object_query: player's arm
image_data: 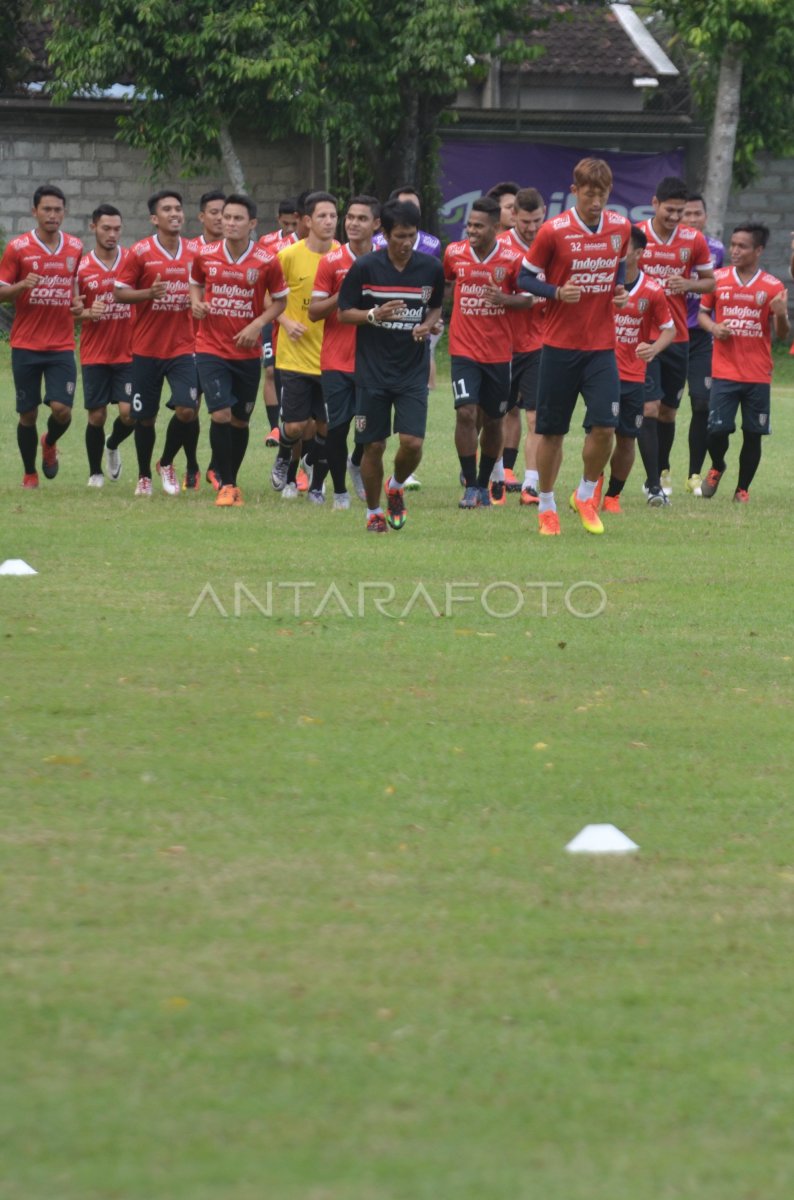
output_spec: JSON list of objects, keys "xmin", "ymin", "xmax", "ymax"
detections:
[
  {"xmin": 308, "ymin": 291, "xmax": 337, "ymax": 322},
  {"xmin": 0, "ymin": 246, "xmax": 40, "ymax": 302},
  {"xmin": 637, "ymin": 323, "xmax": 675, "ymax": 362},
  {"xmin": 770, "ymin": 288, "xmax": 790, "ymax": 341},
  {"xmin": 481, "ymin": 277, "xmax": 535, "ymax": 309},
  {"xmin": 116, "ymin": 275, "xmax": 167, "ymax": 304},
  {"xmin": 413, "ymin": 305, "xmax": 443, "ymax": 341},
  {"xmin": 234, "ymin": 295, "xmax": 287, "ymax": 349},
  {"xmin": 337, "ymin": 299, "xmax": 407, "ymax": 325},
  {"xmin": 698, "ymin": 297, "xmax": 731, "ymax": 341},
  {"xmin": 189, "ymin": 280, "xmax": 209, "ymax": 320}
]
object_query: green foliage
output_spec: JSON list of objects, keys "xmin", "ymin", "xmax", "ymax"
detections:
[
  {"xmin": 658, "ymin": 0, "xmax": 794, "ymax": 185},
  {"xmin": 0, "ymin": 0, "xmax": 35, "ymax": 92}
]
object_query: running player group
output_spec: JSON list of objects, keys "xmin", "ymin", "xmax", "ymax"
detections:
[{"xmin": 0, "ymin": 158, "xmax": 790, "ymax": 535}]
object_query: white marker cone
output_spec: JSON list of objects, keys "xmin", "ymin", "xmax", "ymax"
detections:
[
  {"xmin": 565, "ymin": 823, "xmax": 639, "ymax": 854},
  {"xmin": 0, "ymin": 559, "xmax": 37, "ymax": 576}
]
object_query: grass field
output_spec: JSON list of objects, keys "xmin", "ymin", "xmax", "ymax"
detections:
[{"xmin": 3, "ymin": 338, "xmax": 794, "ymax": 1200}]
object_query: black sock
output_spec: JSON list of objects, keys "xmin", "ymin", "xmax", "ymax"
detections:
[
  {"xmin": 476, "ymin": 453, "xmax": 496, "ymax": 489},
  {"xmin": 134, "ymin": 423, "xmax": 156, "ymax": 478},
  {"xmin": 85, "ymin": 424, "xmax": 105, "ymax": 475},
  {"xmin": 657, "ymin": 420, "xmax": 675, "ymax": 474},
  {"xmin": 707, "ymin": 431, "xmax": 729, "ymax": 474},
  {"xmin": 230, "ymin": 424, "xmax": 250, "ymax": 485},
  {"xmin": 309, "ymin": 434, "xmax": 328, "ymax": 492},
  {"xmin": 459, "ymin": 453, "xmax": 477, "ymax": 487},
  {"xmin": 277, "ymin": 422, "xmax": 298, "ymax": 463},
  {"xmin": 286, "ymin": 457, "xmax": 298, "ymax": 484},
  {"xmin": 182, "ymin": 417, "xmax": 200, "ymax": 473},
  {"xmin": 737, "ymin": 432, "xmax": 762, "ymax": 492},
  {"xmin": 606, "ymin": 476, "xmax": 626, "ymax": 498},
  {"xmin": 503, "ymin": 447, "xmax": 518, "ymax": 471},
  {"xmin": 688, "ymin": 410, "xmax": 709, "ymax": 476},
  {"xmin": 302, "ymin": 436, "xmax": 317, "ymax": 467},
  {"xmin": 326, "ymin": 423, "xmax": 350, "ymax": 493},
  {"xmin": 350, "ymin": 442, "xmax": 364, "ymax": 467},
  {"xmin": 266, "ymin": 404, "xmax": 280, "ymax": 430},
  {"xmin": 17, "ymin": 424, "xmax": 37, "ymax": 473},
  {"xmin": 209, "ymin": 422, "xmax": 233, "ymax": 486},
  {"xmin": 637, "ymin": 417, "xmax": 660, "ymax": 490},
  {"xmin": 46, "ymin": 413, "xmax": 70, "ymax": 445},
  {"xmin": 159, "ymin": 415, "xmax": 184, "ymax": 468},
  {"xmin": 106, "ymin": 417, "xmax": 133, "ymax": 451}
]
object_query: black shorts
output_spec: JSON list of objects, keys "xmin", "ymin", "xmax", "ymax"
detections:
[
  {"xmin": 130, "ymin": 353, "xmax": 198, "ymax": 421},
  {"xmin": 354, "ymin": 384, "xmax": 428, "ymax": 443},
  {"xmin": 451, "ymin": 356, "xmax": 512, "ymax": 418},
  {"xmin": 644, "ymin": 341, "xmax": 689, "ymax": 409},
  {"xmin": 687, "ymin": 326, "xmax": 713, "ymax": 413},
  {"xmin": 196, "ymin": 354, "xmax": 260, "ymax": 419},
  {"xmin": 262, "ymin": 323, "xmax": 274, "ymax": 368},
  {"xmin": 280, "ymin": 370, "xmax": 327, "ymax": 424},
  {"xmin": 322, "ymin": 370, "xmax": 357, "ymax": 430},
  {"xmin": 536, "ymin": 346, "xmax": 620, "ymax": 436},
  {"xmin": 511, "ymin": 350, "xmax": 541, "ymax": 411},
  {"xmin": 82, "ymin": 362, "xmax": 133, "ymax": 410},
  {"xmin": 12, "ymin": 348, "xmax": 77, "ymax": 413},
  {"xmin": 708, "ymin": 379, "xmax": 771, "ymax": 437}
]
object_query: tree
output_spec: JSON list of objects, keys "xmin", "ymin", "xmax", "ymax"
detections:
[
  {"xmin": 44, "ymin": 0, "xmax": 539, "ymax": 217},
  {"xmin": 654, "ymin": 0, "xmax": 794, "ymax": 237}
]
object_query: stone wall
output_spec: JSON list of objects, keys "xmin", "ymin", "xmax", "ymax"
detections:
[
  {"xmin": 0, "ymin": 103, "xmax": 319, "ymax": 244},
  {"xmin": 723, "ymin": 153, "xmax": 793, "ymax": 286}
]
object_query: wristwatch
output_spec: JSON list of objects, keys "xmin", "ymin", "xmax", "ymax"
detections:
[{"xmin": 366, "ymin": 307, "xmax": 379, "ymax": 325}]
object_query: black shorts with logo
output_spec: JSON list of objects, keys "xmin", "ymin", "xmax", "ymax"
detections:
[
  {"xmin": 130, "ymin": 353, "xmax": 198, "ymax": 421},
  {"xmin": 451, "ymin": 356, "xmax": 512, "ymax": 418},
  {"xmin": 511, "ymin": 350, "xmax": 541, "ymax": 411},
  {"xmin": 82, "ymin": 362, "xmax": 133, "ymax": 410},
  {"xmin": 354, "ymin": 384, "xmax": 428, "ymax": 443},
  {"xmin": 644, "ymin": 341, "xmax": 689, "ymax": 409},
  {"xmin": 196, "ymin": 354, "xmax": 261, "ymax": 420},
  {"xmin": 322, "ymin": 370, "xmax": 357, "ymax": 430},
  {"xmin": 12, "ymin": 349, "xmax": 77, "ymax": 413},
  {"xmin": 280, "ymin": 370, "xmax": 327, "ymax": 424},
  {"xmin": 708, "ymin": 379, "xmax": 771, "ymax": 437},
  {"xmin": 536, "ymin": 346, "xmax": 620, "ymax": 436}
]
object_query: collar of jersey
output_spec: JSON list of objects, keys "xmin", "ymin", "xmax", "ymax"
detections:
[
  {"xmin": 570, "ymin": 209, "xmax": 604, "ymax": 236},
  {"xmin": 153, "ymin": 234, "xmax": 183, "ymax": 260},
  {"xmin": 731, "ymin": 266, "xmax": 762, "ymax": 289},
  {"xmin": 223, "ymin": 240, "xmax": 254, "ymax": 264},
  {"xmin": 32, "ymin": 230, "xmax": 64, "ymax": 256},
  {"xmin": 90, "ymin": 247, "xmax": 122, "ymax": 273}
]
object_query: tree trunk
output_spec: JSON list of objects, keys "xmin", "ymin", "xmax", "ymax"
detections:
[
  {"xmin": 703, "ymin": 44, "xmax": 743, "ymax": 240},
  {"xmin": 218, "ymin": 121, "xmax": 247, "ymax": 193}
]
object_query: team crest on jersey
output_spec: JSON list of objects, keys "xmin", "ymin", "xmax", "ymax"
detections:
[
  {"xmin": 611, "ymin": 235, "xmax": 622, "ymax": 251},
  {"xmin": 493, "ymin": 267, "xmax": 506, "ymax": 283},
  {"xmin": 638, "ymin": 298, "xmax": 649, "ymax": 313},
  {"xmin": 756, "ymin": 290, "xmax": 767, "ymax": 306},
  {"xmin": 420, "ymin": 286, "xmax": 433, "ymax": 303},
  {"xmin": 680, "ymin": 248, "xmax": 691, "ymax": 263},
  {"xmin": 66, "ymin": 256, "xmax": 75, "ymax": 270},
  {"xmin": 246, "ymin": 268, "xmax": 258, "ymax": 284},
  {"xmin": 355, "ymin": 415, "xmax": 367, "ymax": 432}
]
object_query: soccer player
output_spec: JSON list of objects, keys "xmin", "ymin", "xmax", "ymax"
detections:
[
  {"xmin": 271, "ymin": 191, "xmax": 339, "ymax": 502},
  {"xmin": 486, "ymin": 181, "xmax": 521, "ymax": 234},
  {"xmin": 697, "ymin": 224, "xmax": 789, "ymax": 502},
  {"xmin": 444, "ymin": 196, "xmax": 523, "ymax": 509},
  {"xmin": 497, "ymin": 186, "xmax": 546, "ymax": 503},
  {"xmin": 337, "ymin": 199, "xmax": 444, "ymax": 532},
  {"xmin": 601, "ymin": 225, "xmax": 675, "ymax": 512},
  {"xmin": 517, "ymin": 157, "xmax": 631, "ymax": 535},
  {"xmin": 188, "ymin": 190, "xmax": 226, "ymax": 251},
  {"xmin": 115, "ymin": 190, "xmax": 198, "ymax": 496},
  {"xmin": 258, "ymin": 191, "xmax": 309, "ymax": 451},
  {"xmin": 76, "ymin": 204, "xmax": 135, "ymax": 486},
  {"xmin": 681, "ymin": 192, "xmax": 724, "ymax": 495},
  {"xmin": 0, "ymin": 184, "xmax": 83, "ymax": 487},
  {"xmin": 308, "ymin": 195, "xmax": 381, "ymax": 509},
  {"xmin": 190, "ymin": 194, "xmax": 288, "ymax": 507},
  {"xmin": 636, "ymin": 178, "xmax": 714, "ymax": 500},
  {"xmin": 259, "ymin": 198, "xmax": 300, "ymax": 249}
]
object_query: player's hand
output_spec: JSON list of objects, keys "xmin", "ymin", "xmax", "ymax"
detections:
[
  {"xmin": 613, "ymin": 286, "xmax": 629, "ymax": 309},
  {"xmin": 712, "ymin": 322, "xmax": 732, "ymax": 341},
  {"xmin": 191, "ymin": 300, "xmax": 209, "ymax": 320},
  {"xmin": 234, "ymin": 322, "xmax": 260, "ymax": 349},
  {"xmin": 770, "ymin": 288, "xmax": 789, "ymax": 316},
  {"xmin": 376, "ymin": 299, "xmax": 407, "ymax": 320},
  {"xmin": 22, "ymin": 273, "xmax": 42, "ymax": 291},
  {"xmin": 70, "ymin": 294, "xmax": 85, "ymax": 318},
  {"xmin": 281, "ymin": 318, "xmax": 307, "ymax": 340},
  {"xmin": 557, "ymin": 282, "xmax": 581, "ymax": 303},
  {"xmin": 666, "ymin": 274, "xmax": 689, "ymax": 293},
  {"xmin": 150, "ymin": 273, "xmax": 167, "ymax": 300},
  {"xmin": 430, "ymin": 318, "xmax": 444, "ymax": 335},
  {"xmin": 635, "ymin": 341, "xmax": 656, "ymax": 362},
  {"xmin": 412, "ymin": 323, "xmax": 432, "ymax": 342},
  {"xmin": 87, "ymin": 299, "xmax": 107, "ymax": 321},
  {"xmin": 482, "ymin": 277, "xmax": 505, "ymax": 306}
]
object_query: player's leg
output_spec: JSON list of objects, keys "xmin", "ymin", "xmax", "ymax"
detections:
[
  {"xmin": 227, "ymin": 360, "xmax": 260, "ymax": 501},
  {"xmin": 386, "ymin": 384, "xmax": 429, "ymax": 530},
  {"xmin": 354, "ymin": 387, "xmax": 391, "ymax": 531},
  {"xmin": 656, "ymin": 342, "xmax": 688, "ymax": 495},
  {"xmin": 701, "ymin": 379, "xmax": 739, "ymax": 498},
  {"xmin": 686, "ymin": 326, "xmax": 712, "ymax": 494},
  {"xmin": 323, "ymin": 370, "xmax": 357, "ymax": 507},
  {"xmin": 601, "ymin": 383, "xmax": 644, "ymax": 513},
  {"xmin": 158, "ymin": 355, "xmax": 199, "ymax": 494},
  {"xmin": 104, "ymin": 367, "xmax": 134, "ymax": 482},
  {"xmin": 306, "ymin": 383, "xmax": 330, "ymax": 505},
  {"xmin": 500, "ymin": 406, "xmax": 521, "ymax": 492},
  {"xmin": 41, "ymin": 352, "xmax": 77, "ymax": 480},
  {"xmin": 131, "ymin": 355, "xmax": 164, "ymax": 495},
  {"xmin": 12, "ymin": 349, "xmax": 43, "ymax": 486},
  {"xmin": 734, "ymin": 384, "xmax": 770, "ymax": 501}
]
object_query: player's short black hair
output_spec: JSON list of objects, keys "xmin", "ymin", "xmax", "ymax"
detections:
[
  {"xmin": 199, "ymin": 189, "xmax": 226, "ymax": 210},
  {"xmin": 147, "ymin": 189, "xmax": 183, "ymax": 214},
  {"xmin": 515, "ymin": 187, "xmax": 544, "ymax": 213},
  {"xmin": 33, "ymin": 184, "xmax": 66, "ymax": 208},
  {"xmin": 278, "ymin": 197, "xmax": 298, "ymax": 215},
  {"xmin": 486, "ymin": 181, "xmax": 520, "ymax": 200},
  {"xmin": 732, "ymin": 222, "xmax": 769, "ymax": 249},
  {"xmin": 224, "ymin": 193, "xmax": 257, "ymax": 219},
  {"xmin": 294, "ymin": 190, "xmax": 313, "ymax": 216},
  {"xmin": 388, "ymin": 185, "xmax": 420, "ymax": 203},
  {"xmin": 347, "ymin": 194, "xmax": 381, "ymax": 219},
  {"xmin": 91, "ymin": 203, "xmax": 122, "ymax": 223},
  {"xmin": 380, "ymin": 199, "xmax": 420, "ymax": 235},
  {"xmin": 655, "ymin": 177, "xmax": 688, "ymax": 203},
  {"xmin": 685, "ymin": 192, "xmax": 706, "ymax": 208},
  {"xmin": 471, "ymin": 196, "xmax": 501, "ymax": 221},
  {"xmin": 304, "ymin": 191, "xmax": 338, "ymax": 216},
  {"xmin": 630, "ymin": 224, "xmax": 648, "ymax": 252}
]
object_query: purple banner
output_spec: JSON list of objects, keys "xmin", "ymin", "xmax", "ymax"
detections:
[{"xmin": 439, "ymin": 140, "xmax": 685, "ymax": 241}]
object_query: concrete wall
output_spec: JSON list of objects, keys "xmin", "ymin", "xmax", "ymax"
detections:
[
  {"xmin": 723, "ymin": 152, "xmax": 793, "ymax": 287},
  {"xmin": 0, "ymin": 103, "xmax": 318, "ymax": 245}
]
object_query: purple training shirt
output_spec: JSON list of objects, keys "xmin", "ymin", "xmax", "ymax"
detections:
[
  {"xmin": 372, "ymin": 229, "xmax": 442, "ymax": 258},
  {"xmin": 687, "ymin": 233, "xmax": 724, "ymax": 328}
]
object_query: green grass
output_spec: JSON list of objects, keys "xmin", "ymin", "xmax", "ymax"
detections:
[{"xmin": 2, "ymin": 340, "xmax": 794, "ymax": 1199}]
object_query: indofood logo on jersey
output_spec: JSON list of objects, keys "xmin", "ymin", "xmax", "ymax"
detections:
[{"xmin": 246, "ymin": 268, "xmax": 258, "ymax": 284}]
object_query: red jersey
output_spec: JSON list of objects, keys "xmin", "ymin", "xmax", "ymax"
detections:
[
  {"xmin": 77, "ymin": 248, "xmax": 134, "ymax": 366},
  {"xmin": 258, "ymin": 230, "xmax": 285, "ymax": 249},
  {"xmin": 499, "ymin": 228, "xmax": 545, "ymax": 354},
  {"xmin": 700, "ymin": 266, "xmax": 785, "ymax": 383},
  {"xmin": 443, "ymin": 238, "xmax": 522, "ymax": 363},
  {"xmin": 637, "ymin": 221, "xmax": 712, "ymax": 342},
  {"xmin": 523, "ymin": 208, "xmax": 631, "ymax": 352},
  {"xmin": 190, "ymin": 239, "xmax": 288, "ymax": 361},
  {"xmin": 614, "ymin": 271, "xmax": 674, "ymax": 383},
  {"xmin": 115, "ymin": 235, "xmax": 194, "ymax": 358},
  {"xmin": 0, "ymin": 229, "xmax": 82, "ymax": 352},
  {"xmin": 312, "ymin": 243, "xmax": 360, "ymax": 373}
]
